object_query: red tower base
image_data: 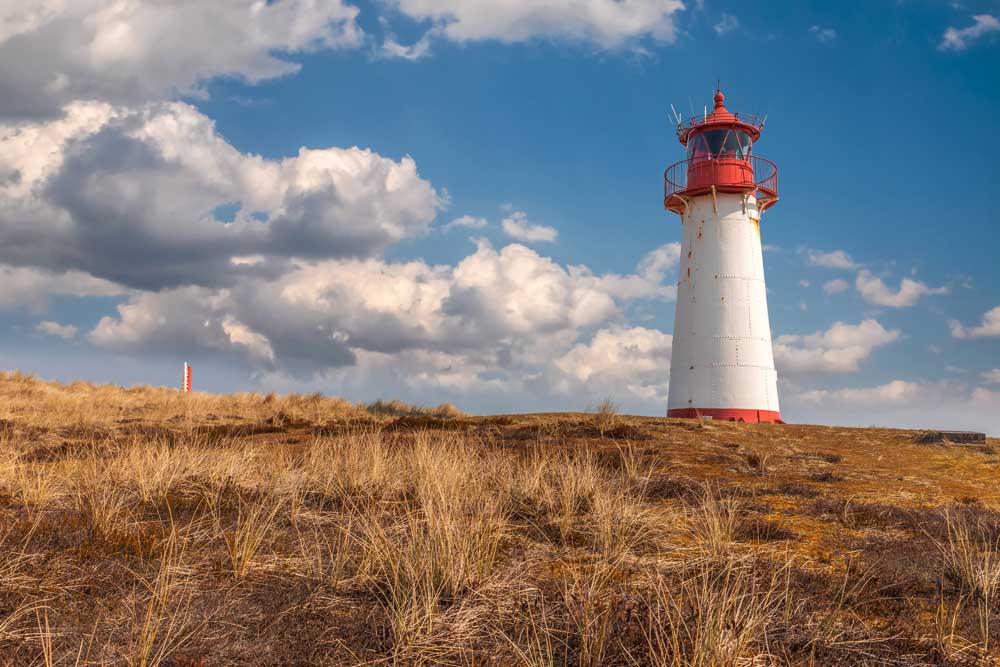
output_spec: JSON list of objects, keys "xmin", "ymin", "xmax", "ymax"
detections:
[{"xmin": 667, "ymin": 408, "xmax": 784, "ymax": 424}]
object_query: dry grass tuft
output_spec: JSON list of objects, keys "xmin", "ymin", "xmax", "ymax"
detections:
[
  {"xmin": 588, "ymin": 396, "xmax": 619, "ymax": 437},
  {"xmin": 126, "ymin": 528, "xmax": 201, "ymax": 667},
  {"xmin": 685, "ymin": 486, "xmax": 740, "ymax": 558},
  {"xmin": 639, "ymin": 555, "xmax": 787, "ymax": 667},
  {"xmin": 931, "ymin": 509, "xmax": 1000, "ymax": 653},
  {"xmin": 218, "ymin": 494, "xmax": 285, "ymax": 579},
  {"xmin": 366, "ymin": 398, "xmax": 465, "ymax": 419},
  {"xmin": 742, "ymin": 449, "xmax": 771, "ymax": 476}
]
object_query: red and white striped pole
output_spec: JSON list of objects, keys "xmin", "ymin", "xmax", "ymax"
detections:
[{"xmin": 182, "ymin": 362, "xmax": 192, "ymax": 393}]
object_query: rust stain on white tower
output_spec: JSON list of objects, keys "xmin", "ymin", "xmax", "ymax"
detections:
[{"xmin": 664, "ymin": 86, "xmax": 783, "ymax": 424}]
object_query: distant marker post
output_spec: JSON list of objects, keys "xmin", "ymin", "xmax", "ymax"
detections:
[{"xmin": 182, "ymin": 362, "xmax": 192, "ymax": 393}]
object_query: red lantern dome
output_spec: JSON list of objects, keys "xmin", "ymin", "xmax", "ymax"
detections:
[{"xmin": 664, "ymin": 86, "xmax": 778, "ymax": 214}]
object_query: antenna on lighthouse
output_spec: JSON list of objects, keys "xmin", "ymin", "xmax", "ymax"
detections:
[
  {"xmin": 760, "ymin": 113, "xmax": 768, "ymax": 129},
  {"xmin": 670, "ymin": 103, "xmax": 682, "ymax": 125}
]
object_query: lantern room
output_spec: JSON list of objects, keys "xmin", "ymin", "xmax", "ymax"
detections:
[{"xmin": 664, "ymin": 87, "xmax": 778, "ymax": 214}]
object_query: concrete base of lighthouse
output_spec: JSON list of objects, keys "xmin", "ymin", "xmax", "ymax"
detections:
[{"xmin": 667, "ymin": 191, "xmax": 781, "ymax": 422}]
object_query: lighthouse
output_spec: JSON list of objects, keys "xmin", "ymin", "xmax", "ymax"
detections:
[{"xmin": 664, "ymin": 86, "xmax": 782, "ymax": 423}]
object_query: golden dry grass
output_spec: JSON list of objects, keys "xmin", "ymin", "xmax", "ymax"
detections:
[{"xmin": 0, "ymin": 372, "xmax": 998, "ymax": 665}]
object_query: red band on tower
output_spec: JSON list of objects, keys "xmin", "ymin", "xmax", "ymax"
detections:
[{"xmin": 667, "ymin": 408, "xmax": 784, "ymax": 424}]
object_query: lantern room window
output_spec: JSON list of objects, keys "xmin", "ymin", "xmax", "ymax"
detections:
[{"xmin": 687, "ymin": 129, "xmax": 752, "ymax": 160}]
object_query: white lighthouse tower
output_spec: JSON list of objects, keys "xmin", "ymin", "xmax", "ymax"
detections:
[{"xmin": 664, "ymin": 86, "xmax": 782, "ymax": 423}]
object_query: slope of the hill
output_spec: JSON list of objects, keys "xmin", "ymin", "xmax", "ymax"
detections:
[{"xmin": 1, "ymin": 372, "xmax": 998, "ymax": 666}]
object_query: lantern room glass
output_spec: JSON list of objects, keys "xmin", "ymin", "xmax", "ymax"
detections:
[{"xmin": 687, "ymin": 129, "xmax": 752, "ymax": 161}]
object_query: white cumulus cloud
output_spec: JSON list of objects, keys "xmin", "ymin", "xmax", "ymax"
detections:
[
  {"xmin": 501, "ymin": 211, "xmax": 558, "ymax": 243},
  {"xmin": 574, "ymin": 243, "xmax": 680, "ymax": 302},
  {"xmin": 378, "ymin": 18, "xmax": 439, "ymax": 60},
  {"xmin": 855, "ymin": 269, "xmax": 948, "ymax": 308},
  {"xmin": 806, "ymin": 249, "xmax": 857, "ymax": 270},
  {"xmin": 950, "ymin": 305, "xmax": 1000, "ymax": 339},
  {"xmin": 555, "ymin": 327, "xmax": 672, "ymax": 403},
  {"xmin": 35, "ymin": 320, "xmax": 78, "ymax": 340},
  {"xmin": 799, "ymin": 379, "xmax": 921, "ymax": 406},
  {"xmin": 0, "ymin": 0, "xmax": 362, "ymax": 118},
  {"xmin": 445, "ymin": 215, "xmax": 489, "ymax": 230},
  {"xmin": 773, "ymin": 319, "xmax": 900, "ymax": 374},
  {"xmin": 0, "ymin": 264, "xmax": 125, "ymax": 312},
  {"xmin": 388, "ymin": 0, "xmax": 686, "ymax": 50},
  {"xmin": 823, "ymin": 278, "xmax": 848, "ymax": 295},
  {"xmin": 939, "ymin": 14, "xmax": 1000, "ymax": 51},
  {"xmin": 0, "ymin": 101, "xmax": 444, "ymax": 289},
  {"xmin": 87, "ymin": 239, "xmax": 681, "ymax": 389},
  {"xmin": 221, "ymin": 316, "xmax": 275, "ymax": 363}
]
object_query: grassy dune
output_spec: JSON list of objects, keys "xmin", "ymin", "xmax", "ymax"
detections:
[{"xmin": 1, "ymin": 371, "xmax": 999, "ymax": 665}]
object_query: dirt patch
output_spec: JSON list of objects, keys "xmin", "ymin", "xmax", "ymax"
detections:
[
  {"xmin": 767, "ymin": 481, "xmax": 821, "ymax": 498},
  {"xmin": 735, "ymin": 517, "xmax": 797, "ymax": 542},
  {"xmin": 640, "ymin": 474, "xmax": 703, "ymax": 501}
]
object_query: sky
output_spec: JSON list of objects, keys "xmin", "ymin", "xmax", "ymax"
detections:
[{"xmin": 0, "ymin": 0, "xmax": 998, "ymax": 433}]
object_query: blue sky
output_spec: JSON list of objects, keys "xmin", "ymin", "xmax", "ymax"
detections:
[{"xmin": 0, "ymin": 0, "xmax": 998, "ymax": 432}]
